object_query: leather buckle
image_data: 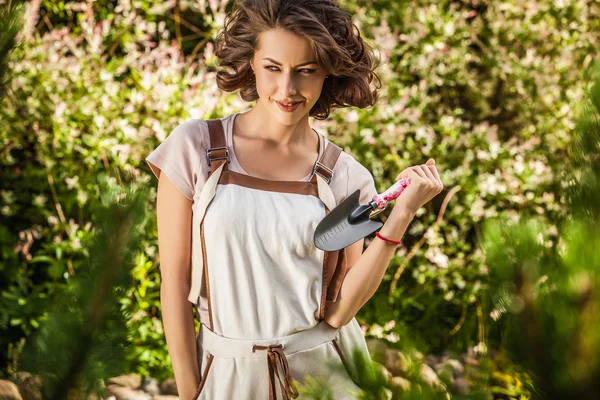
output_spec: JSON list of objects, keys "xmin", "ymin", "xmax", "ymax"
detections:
[
  {"xmin": 206, "ymin": 146, "xmax": 230, "ymax": 166},
  {"xmin": 314, "ymin": 161, "xmax": 334, "ymax": 184}
]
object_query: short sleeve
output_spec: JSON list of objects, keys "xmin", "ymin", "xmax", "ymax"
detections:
[
  {"xmin": 146, "ymin": 119, "xmax": 205, "ymax": 201},
  {"xmin": 327, "ymin": 148, "xmax": 378, "ymax": 207},
  {"xmin": 346, "ymin": 159, "xmax": 378, "ymax": 205}
]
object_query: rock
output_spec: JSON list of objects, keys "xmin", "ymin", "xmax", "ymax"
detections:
[
  {"xmin": 433, "ymin": 362, "xmax": 454, "ymax": 382},
  {"xmin": 0, "ymin": 380, "xmax": 23, "ymax": 400},
  {"xmin": 445, "ymin": 359, "xmax": 465, "ymax": 377},
  {"xmin": 366, "ymin": 339, "xmax": 388, "ymax": 364},
  {"xmin": 159, "ymin": 378, "xmax": 177, "ymax": 396},
  {"xmin": 452, "ymin": 377, "xmax": 470, "ymax": 395},
  {"xmin": 440, "ymin": 351, "xmax": 451, "ymax": 363},
  {"xmin": 382, "ymin": 387, "xmax": 393, "ymax": 400},
  {"xmin": 390, "ymin": 376, "xmax": 411, "ymax": 392},
  {"xmin": 372, "ymin": 361, "xmax": 392, "ymax": 381},
  {"xmin": 426, "ymin": 354, "xmax": 439, "ymax": 366},
  {"xmin": 62, "ymin": 388, "xmax": 103, "ymax": 400},
  {"xmin": 106, "ymin": 385, "xmax": 151, "ymax": 400},
  {"xmin": 466, "ymin": 346, "xmax": 477, "ymax": 358},
  {"xmin": 412, "ymin": 349, "xmax": 424, "ymax": 362},
  {"xmin": 419, "ymin": 363, "xmax": 446, "ymax": 392},
  {"xmin": 384, "ymin": 349, "xmax": 410, "ymax": 377},
  {"xmin": 140, "ymin": 378, "xmax": 160, "ymax": 396},
  {"xmin": 107, "ymin": 375, "xmax": 142, "ymax": 390},
  {"xmin": 8, "ymin": 372, "xmax": 31, "ymax": 386},
  {"xmin": 463, "ymin": 355, "xmax": 480, "ymax": 367},
  {"xmin": 87, "ymin": 393, "xmax": 102, "ymax": 400},
  {"xmin": 19, "ymin": 375, "xmax": 43, "ymax": 400}
]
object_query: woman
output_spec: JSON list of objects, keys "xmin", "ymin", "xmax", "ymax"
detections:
[{"xmin": 146, "ymin": 0, "xmax": 443, "ymax": 398}]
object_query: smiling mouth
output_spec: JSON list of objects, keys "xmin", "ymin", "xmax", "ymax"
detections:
[{"xmin": 276, "ymin": 100, "xmax": 303, "ymax": 112}]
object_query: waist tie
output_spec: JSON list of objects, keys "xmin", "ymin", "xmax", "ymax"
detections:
[
  {"xmin": 197, "ymin": 321, "xmax": 340, "ymax": 399},
  {"xmin": 252, "ymin": 343, "xmax": 299, "ymax": 399}
]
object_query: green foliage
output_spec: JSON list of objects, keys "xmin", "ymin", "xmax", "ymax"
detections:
[
  {"xmin": 19, "ymin": 180, "xmax": 149, "ymax": 399},
  {"xmin": 296, "ymin": 342, "xmax": 500, "ymax": 399},
  {"xmin": 1, "ymin": 0, "xmax": 599, "ymax": 395},
  {"xmin": 0, "ymin": 0, "xmax": 25, "ymax": 97},
  {"xmin": 482, "ymin": 214, "xmax": 600, "ymax": 398},
  {"xmin": 343, "ymin": 347, "xmax": 391, "ymax": 399},
  {"xmin": 338, "ymin": 0, "xmax": 600, "ymax": 354},
  {"xmin": 481, "ymin": 64, "xmax": 600, "ymax": 398},
  {"xmin": 298, "ymin": 375, "xmax": 335, "ymax": 400},
  {"xmin": 565, "ymin": 63, "xmax": 600, "ymax": 220},
  {"xmin": 0, "ymin": 0, "xmax": 226, "ymax": 378}
]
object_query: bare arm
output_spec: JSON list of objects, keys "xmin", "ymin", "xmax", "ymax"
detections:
[
  {"xmin": 324, "ymin": 159, "xmax": 443, "ymax": 328},
  {"xmin": 324, "ymin": 207, "xmax": 415, "ymax": 328},
  {"xmin": 156, "ymin": 173, "xmax": 201, "ymax": 399}
]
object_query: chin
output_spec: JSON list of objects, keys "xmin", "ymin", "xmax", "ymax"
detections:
[{"xmin": 269, "ymin": 103, "xmax": 308, "ymax": 125}]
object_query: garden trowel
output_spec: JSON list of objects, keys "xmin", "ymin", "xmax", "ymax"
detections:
[{"xmin": 314, "ymin": 178, "xmax": 411, "ymax": 251}]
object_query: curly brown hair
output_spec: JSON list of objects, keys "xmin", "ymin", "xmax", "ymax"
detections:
[{"xmin": 214, "ymin": 0, "xmax": 382, "ymax": 120}]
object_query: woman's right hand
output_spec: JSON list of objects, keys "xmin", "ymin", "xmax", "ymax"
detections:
[{"xmin": 391, "ymin": 158, "xmax": 443, "ymax": 217}]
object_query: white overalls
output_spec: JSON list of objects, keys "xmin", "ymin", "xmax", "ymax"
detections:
[{"xmin": 186, "ymin": 119, "xmax": 371, "ymax": 399}]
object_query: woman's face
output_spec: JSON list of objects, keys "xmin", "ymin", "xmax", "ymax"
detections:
[{"xmin": 250, "ymin": 28, "xmax": 328, "ymax": 126}]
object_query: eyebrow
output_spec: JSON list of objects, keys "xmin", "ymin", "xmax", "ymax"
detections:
[{"xmin": 262, "ymin": 58, "xmax": 317, "ymax": 68}]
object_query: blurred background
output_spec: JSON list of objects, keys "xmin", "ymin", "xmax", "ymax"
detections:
[{"xmin": 1, "ymin": 0, "xmax": 599, "ymax": 399}]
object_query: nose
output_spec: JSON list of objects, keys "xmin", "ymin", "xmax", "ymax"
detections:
[{"xmin": 279, "ymin": 72, "xmax": 298, "ymax": 96}]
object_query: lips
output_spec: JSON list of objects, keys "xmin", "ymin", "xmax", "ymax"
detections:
[
  {"xmin": 276, "ymin": 100, "xmax": 303, "ymax": 112},
  {"xmin": 277, "ymin": 100, "xmax": 302, "ymax": 106}
]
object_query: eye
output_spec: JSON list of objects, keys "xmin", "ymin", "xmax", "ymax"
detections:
[{"xmin": 264, "ymin": 66, "xmax": 316, "ymax": 74}]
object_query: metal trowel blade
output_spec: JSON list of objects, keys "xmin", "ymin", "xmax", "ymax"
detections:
[{"xmin": 314, "ymin": 189, "xmax": 383, "ymax": 251}]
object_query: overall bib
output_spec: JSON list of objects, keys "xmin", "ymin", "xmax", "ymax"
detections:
[{"xmin": 189, "ymin": 119, "xmax": 370, "ymax": 399}]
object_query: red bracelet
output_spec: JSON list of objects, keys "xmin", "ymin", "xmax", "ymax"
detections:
[{"xmin": 375, "ymin": 231, "xmax": 402, "ymax": 245}]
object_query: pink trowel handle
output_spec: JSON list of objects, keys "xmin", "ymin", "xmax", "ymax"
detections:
[{"xmin": 371, "ymin": 178, "xmax": 411, "ymax": 210}]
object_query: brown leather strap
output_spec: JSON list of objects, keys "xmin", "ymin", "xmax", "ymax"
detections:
[
  {"xmin": 252, "ymin": 344, "xmax": 299, "ymax": 399},
  {"xmin": 326, "ymin": 247, "xmax": 347, "ymax": 302},
  {"xmin": 192, "ymin": 353, "xmax": 214, "ymax": 399},
  {"xmin": 206, "ymin": 119, "xmax": 230, "ymax": 176},
  {"xmin": 314, "ymin": 138, "xmax": 345, "ymax": 317},
  {"xmin": 313, "ymin": 139, "xmax": 342, "ymax": 184},
  {"xmin": 319, "ymin": 245, "xmax": 348, "ymax": 321}
]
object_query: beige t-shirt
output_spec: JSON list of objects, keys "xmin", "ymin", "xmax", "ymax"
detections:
[{"xmin": 146, "ymin": 113, "xmax": 377, "ymax": 207}]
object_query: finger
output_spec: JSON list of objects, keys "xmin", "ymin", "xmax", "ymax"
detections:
[
  {"xmin": 405, "ymin": 169, "xmax": 424, "ymax": 184},
  {"xmin": 425, "ymin": 162, "xmax": 442, "ymax": 188},
  {"xmin": 395, "ymin": 166, "xmax": 413, "ymax": 180},
  {"xmin": 397, "ymin": 167, "xmax": 422, "ymax": 180},
  {"xmin": 411, "ymin": 166, "xmax": 427, "ymax": 179},
  {"xmin": 421, "ymin": 166, "xmax": 441, "ymax": 194},
  {"xmin": 429, "ymin": 165, "xmax": 442, "ymax": 188},
  {"xmin": 428, "ymin": 164, "xmax": 442, "ymax": 184},
  {"xmin": 419, "ymin": 165, "xmax": 436, "ymax": 183}
]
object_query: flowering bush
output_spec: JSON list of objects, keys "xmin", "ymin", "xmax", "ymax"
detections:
[
  {"xmin": 335, "ymin": 0, "xmax": 600, "ymax": 354},
  {"xmin": 2, "ymin": 0, "xmax": 599, "ymax": 384}
]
